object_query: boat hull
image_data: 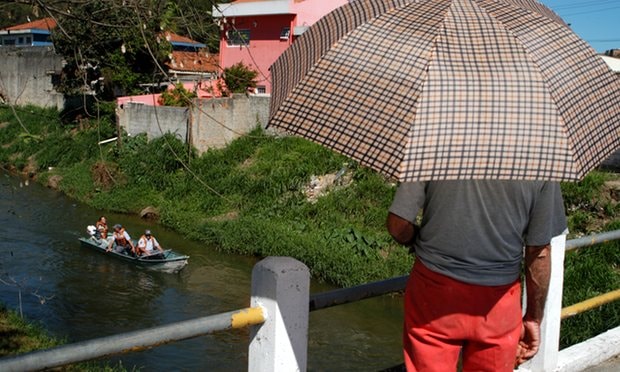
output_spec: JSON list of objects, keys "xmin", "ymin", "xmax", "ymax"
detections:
[{"xmin": 79, "ymin": 237, "xmax": 189, "ymax": 273}]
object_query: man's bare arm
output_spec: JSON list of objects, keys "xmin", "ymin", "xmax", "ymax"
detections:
[
  {"xmin": 524, "ymin": 244, "xmax": 551, "ymax": 322},
  {"xmin": 386, "ymin": 212, "xmax": 417, "ymax": 245},
  {"xmin": 517, "ymin": 243, "xmax": 551, "ymax": 365}
]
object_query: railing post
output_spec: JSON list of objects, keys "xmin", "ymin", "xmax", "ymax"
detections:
[
  {"xmin": 249, "ymin": 257, "xmax": 309, "ymax": 372},
  {"xmin": 521, "ymin": 233, "xmax": 567, "ymax": 372}
]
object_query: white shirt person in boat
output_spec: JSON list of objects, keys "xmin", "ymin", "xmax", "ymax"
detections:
[{"xmin": 136, "ymin": 230, "xmax": 164, "ymax": 257}]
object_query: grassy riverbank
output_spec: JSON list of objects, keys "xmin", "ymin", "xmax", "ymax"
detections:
[
  {"xmin": 0, "ymin": 306, "xmax": 125, "ymax": 371},
  {"xmin": 0, "ymin": 105, "xmax": 411, "ymax": 287},
  {"xmin": 0, "ymin": 306, "xmax": 58, "ymax": 357},
  {"xmin": 1, "ymin": 104, "xmax": 619, "ymax": 348}
]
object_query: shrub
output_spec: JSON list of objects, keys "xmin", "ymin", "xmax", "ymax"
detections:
[
  {"xmin": 158, "ymin": 84, "xmax": 197, "ymax": 107},
  {"xmin": 221, "ymin": 62, "xmax": 258, "ymax": 95}
]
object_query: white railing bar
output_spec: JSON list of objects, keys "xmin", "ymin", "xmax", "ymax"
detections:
[
  {"xmin": 0, "ymin": 307, "xmax": 264, "ymax": 372},
  {"xmin": 566, "ymin": 229, "xmax": 620, "ymax": 251}
]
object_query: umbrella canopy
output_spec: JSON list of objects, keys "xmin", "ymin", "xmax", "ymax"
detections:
[{"xmin": 268, "ymin": 0, "xmax": 620, "ymax": 182}]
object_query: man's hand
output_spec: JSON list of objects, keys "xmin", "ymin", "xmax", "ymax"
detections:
[{"xmin": 516, "ymin": 319, "xmax": 541, "ymax": 366}]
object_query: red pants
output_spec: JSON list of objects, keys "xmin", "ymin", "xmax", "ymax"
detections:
[{"xmin": 403, "ymin": 260, "xmax": 522, "ymax": 372}]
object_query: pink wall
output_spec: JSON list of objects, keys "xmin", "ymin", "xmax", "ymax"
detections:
[
  {"xmin": 291, "ymin": 0, "xmax": 349, "ymax": 26},
  {"xmin": 117, "ymin": 81, "xmax": 222, "ymax": 107},
  {"xmin": 218, "ymin": 0, "xmax": 350, "ymax": 93},
  {"xmin": 220, "ymin": 14, "xmax": 294, "ymax": 93}
]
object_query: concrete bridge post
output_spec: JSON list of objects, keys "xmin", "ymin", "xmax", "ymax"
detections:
[{"xmin": 249, "ymin": 257, "xmax": 310, "ymax": 372}]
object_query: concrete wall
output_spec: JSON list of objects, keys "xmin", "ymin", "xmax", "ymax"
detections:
[
  {"xmin": 117, "ymin": 95, "xmax": 269, "ymax": 152},
  {"xmin": 117, "ymin": 102, "xmax": 189, "ymax": 142},
  {"xmin": 191, "ymin": 94, "xmax": 270, "ymax": 152},
  {"xmin": 0, "ymin": 46, "xmax": 64, "ymax": 109}
]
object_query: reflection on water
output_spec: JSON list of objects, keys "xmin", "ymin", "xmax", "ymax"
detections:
[{"xmin": 0, "ymin": 172, "xmax": 404, "ymax": 370}]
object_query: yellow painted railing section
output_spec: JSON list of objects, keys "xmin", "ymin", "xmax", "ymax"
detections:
[
  {"xmin": 561, "ymin": 289, "xmax": 620, "ymax": 320},
  {"xmin": 231, "ymin": 307, "xmax": 265, "ymax": 329}
]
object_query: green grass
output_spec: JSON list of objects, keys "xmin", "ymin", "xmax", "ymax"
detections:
[
  {"xmin": 561, "ymin": 170, "xmax": 618, "ymax": 236},
  {"xmin": 560, "ymin": 220, "xmax": 620, "ymax": 348},
  {"xmin": 0, "ymin": 305, "xmax": 127, "ymax": 371},
  {"xmin": 0, "ymin": 305, "xmax": 59, "ymax": 356},
  {"xmin": 1, "ymin": 104, "xmax": 620, "ymax": 348}
]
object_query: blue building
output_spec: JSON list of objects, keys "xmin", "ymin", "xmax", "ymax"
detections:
[{"xmin": 0, "ymin": 17, "xmax": 55, "ymax": 47}]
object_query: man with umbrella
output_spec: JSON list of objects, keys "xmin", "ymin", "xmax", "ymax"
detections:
[
  {"xmin": 267, "ymin": 0, "xmax": 619, "ymax": 370},
  {"xmin": 387, "ymin": 180, "xmax": 566, "ymax": 370}
]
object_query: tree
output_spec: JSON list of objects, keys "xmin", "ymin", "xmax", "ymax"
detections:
[
  {"xmin": 5, "ymin": 0, "xmax": 225, "ymax": 99},
  {"xmin": 160, "ymin": 0, "xmax": 227, "ymax": 52},
  {"xmin": 221, "ymin": 62, "xmax": 258, "ymax": 95},
  {"xmin": 50, "ymin": 0, "xmax": 172, "ymax": 99},
  {"xmin": 0, "ymin": 2, "xmax": 36, "ymax": 29}
]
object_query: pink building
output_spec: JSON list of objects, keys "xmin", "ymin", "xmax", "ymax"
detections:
[{"xmin": 213, "ymin": 0, "xmax": 350, "ymax": 93}]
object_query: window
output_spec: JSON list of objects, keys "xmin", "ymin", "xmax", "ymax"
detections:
[
  {"xmin": 280, "ymin": 27, "xmax": 290, "ymax": 41},
  {"xmin": 18, "ymin": 37, "xmax": 24, "ymax": 44},
  {"xmin": 3, "ymin": 38, "xmax": 16, "ymax": 45},
  {"xmin": 256, "ymin": 86, "xmax": 266, "ymax": 94},
  {"xmin": 26, "ymin": 36, "xmax": 31, "ymax": 44},
  {"xmin": 33, "ymin": 34, "xmax": 50, "ymax": 42},
  {"xmin": 226, "ymin": 29, "xmax": 250, "ymax": 46}
]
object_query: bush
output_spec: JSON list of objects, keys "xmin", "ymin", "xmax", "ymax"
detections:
[
  {"xmin": 221, "ymin": 62, "xmax": 258, "ymax": 95},
  {"xmin": 158, "ymin": 84, "xmax": 196, "ymax": 107},
  {"xmin": 116, "ymin": 133, "xmax": 193, "ymax": 190}
]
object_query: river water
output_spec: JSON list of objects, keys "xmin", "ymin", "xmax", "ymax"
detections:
[{"xmin": 0, "ymin": 171, "xmax": 405, "ymax": 371}]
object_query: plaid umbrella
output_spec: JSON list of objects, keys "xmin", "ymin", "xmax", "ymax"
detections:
[{"xmin": 268, "ymin": 0, "xmax": 620, "ymax": 181}]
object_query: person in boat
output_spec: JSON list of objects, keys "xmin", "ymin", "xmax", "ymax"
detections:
[
  {"xmin": 136, "ymin": 230, "xmax": 164, "ymax": 257},
  {"xmin": 106, "ymin": 224, "xmax": 136, "ymax": 256},
  {"xmin": 95, "ymin": 216, "xmax": 108, "ymax": 239}
]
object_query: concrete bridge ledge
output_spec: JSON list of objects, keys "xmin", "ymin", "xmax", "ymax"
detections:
[{"xmin": 555, "ymin": 325, "xmax": 620, "ymax": 372}]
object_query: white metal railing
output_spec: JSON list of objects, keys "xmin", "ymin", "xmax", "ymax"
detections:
[
  {"xmin": 0, "ymin": 232, "xmax": 619, "ymax": 371},
  {"xmin": 0, "ymin": 308, "xmax": 265, "ymax": 371}
]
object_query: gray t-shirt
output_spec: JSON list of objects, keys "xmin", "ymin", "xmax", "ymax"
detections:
[{"xmin": 389, "ymin": 180, "xmax": 567, "ymax": 286}]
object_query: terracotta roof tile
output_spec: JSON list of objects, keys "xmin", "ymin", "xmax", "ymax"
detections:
[
  {"xmin": 165, "ymin": 31, "xmax": 203, "ymax": 45},
  {"xmin": 167, "ymin": 51, "xmax": 219, "ymax": 73},
  {"xmin": 4, "ymin": 17, "xmax": 56, "ymax": 31}
]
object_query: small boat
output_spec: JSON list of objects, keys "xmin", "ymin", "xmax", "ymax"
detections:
[{"xmin": 79, "ymin": 234, "xmax": 189, "ymax": 274}]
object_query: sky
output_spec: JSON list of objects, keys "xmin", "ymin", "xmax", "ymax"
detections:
[{"xmin": 539, "ymin": 0, "xmax": 620, "ymax": 53}]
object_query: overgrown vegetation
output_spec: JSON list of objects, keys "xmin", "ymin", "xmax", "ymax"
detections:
[
  {"xmin": 0, "ymin": 105, "xmax": 410, "ymax": 286},
  {"xmin": 0, "ymin": 305, "xmax": 59, "ymax": 357},
  {"xmin": 0, "ymin": 306, "xmax": 126, "ymax": 371},
  {"xmin": 1, "ymin": 105, "xmax": 619, "ymax": 348}
]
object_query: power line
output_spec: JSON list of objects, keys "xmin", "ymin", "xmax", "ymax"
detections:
[
  {"xmin": 588, "ymin": 39, "xmax": 620, "ymax": 43},
  {"xmin": 547, "ymin": 0, "xmax": 617, "ymax": 10},
  {"xmin": 561, "ymin": 5, "xmax": 620, "ymax": 17}
]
